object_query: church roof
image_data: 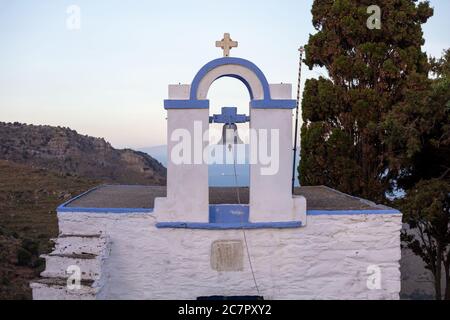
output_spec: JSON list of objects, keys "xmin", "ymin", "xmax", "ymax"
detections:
[{"xmin": 60, "ymin": 185, "xmax": 397, "ymax": 213}]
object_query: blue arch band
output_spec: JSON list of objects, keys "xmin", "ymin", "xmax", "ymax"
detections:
[
  {"xmin": 163, "ymin": 57, "xmax": 296, "ymax": 110},
  {"xmin": 190, "ymin": 57, "xmax": 271, "ymax": 100},
  {"xmin": 164, "ymin": 100, "xmax": 209, "ymax": 109}
]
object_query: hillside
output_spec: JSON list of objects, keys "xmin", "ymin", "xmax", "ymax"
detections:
[
  {"xmin": 0, "ymin": 122, "xmax": 166, "ymax": 185},
  {"xmin": 0, "ymin": 160, "xmax": 98, "ymax": 299}
]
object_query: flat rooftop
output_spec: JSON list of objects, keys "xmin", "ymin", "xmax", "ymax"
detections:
[{"xmin": 63, "ymin": 185, "xmax": 396, "ymax": 212}]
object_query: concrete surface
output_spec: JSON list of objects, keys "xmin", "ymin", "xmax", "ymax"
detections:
[{"xmin": 66, "ymin": 185, "xmax": 387, "ymax": 211}]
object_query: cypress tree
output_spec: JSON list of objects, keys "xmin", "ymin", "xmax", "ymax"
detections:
[
  {"xmin": 387, "ymin": 49, "xmax": 450, "ymax": 299},
  {"xmin": 299, "ymin": 0, "xmax": 433, "ymax": 202}
]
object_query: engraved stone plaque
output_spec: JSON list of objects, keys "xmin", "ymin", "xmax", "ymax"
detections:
[{"xmin": 210, "ymin": 240, "xmax": 244, "ymax": 272}]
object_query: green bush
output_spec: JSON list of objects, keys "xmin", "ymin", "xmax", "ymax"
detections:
[
  {"xmin": 16, "ymin": 248, "xmax": 32, "ymax": 266},
  {"xmin": 21, "ymin": 238, "xmax": 39, "ymax": 256}
]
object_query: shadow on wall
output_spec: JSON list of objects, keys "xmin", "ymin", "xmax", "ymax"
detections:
[{"xmin": 400, "ymin": 223, "xmax": 444, "ymax": 300}]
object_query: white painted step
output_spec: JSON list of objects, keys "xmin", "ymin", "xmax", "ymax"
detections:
[
  {"xmin": 31, "ymin": 278, "xmax": 97, "ymax": 300},
  {"xmin": 40, "ymin": 253, "xmax": 102, "ymax": 281},
  {"xmin": 51, "ymin": 234, "xmax": 109, "ymax": 256}
]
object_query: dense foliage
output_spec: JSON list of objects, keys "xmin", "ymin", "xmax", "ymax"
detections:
[
  {"xmin": 300, "ymin": 0, "xmax": 433, "ymax": 202},
  {"xmin": 392, "ymin": 50, "xmax": 450, "ymax": 300},
  {"xmin": 300, "ymin": 0, "xmax": 450, "ymax": 299}
]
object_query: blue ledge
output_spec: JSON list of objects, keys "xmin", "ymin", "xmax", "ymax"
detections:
[
  {"xmin": 306, "ymin": 209, "xmax": 401, "ymax": 215},
  {"xmin": 155, "ymin": 221, "xmax": 302, "ymax": 230},
  {"xmin": 56, "ymin": 208, "xmax": 400, "ymax": 215},
  {"xmin": 164, "ymin": 99, "xmax": 209, "ymax": 109},
  {"xmin": 58, "ymin": 207, "xmax": 153, "ymax": 214},
  {"xmin": 164, "ymin": 98, "xmax": 296, "ymax": 110},
  {"xmin": 250, "ymin": 99, "xmax": 297, "ymax": 109}
]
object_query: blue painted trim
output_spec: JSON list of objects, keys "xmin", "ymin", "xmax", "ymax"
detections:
[
  {"xmin": 56, "ymin": 185, "xmax": 103, "ymax": 210},
  {"xmin": 58, "ymin": 207, "xmax": 153, "ymax": 214},
  {"xmin": 190, "ymin": 57, "xmax": 271, "ymax": 100},
  {"xmin": 209, "ymin": 204, "xmax": 249, "ymax": 223},
  {"xmin": 250, "ymin": 99, "xmax": 297, "ymax": 109},
  {"xmin": 165, "ymin": 98, "xmax": 296, "ymax": 110},
  {"xmin": 306, "ymin": 209, "xmax": 401, "ymax": 215},
  {"xmin": 57, "ymin": 208, "xmax": 400, "ymax": 216},
  {"xmin": 164, "ymin": 99, "xmax": 209, "ymax": 109},
  {"xmin": 156, "ymin": 221, "xmax": 302, "ymax": 230}
]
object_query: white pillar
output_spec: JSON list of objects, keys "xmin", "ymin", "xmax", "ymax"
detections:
[
  {"xmin": 249, "ymin": 84, "xmax": 306, "ymax": 222},
  {"xmin": 154, "ymin": 85, "xmax": 209, "ymax": 222}
]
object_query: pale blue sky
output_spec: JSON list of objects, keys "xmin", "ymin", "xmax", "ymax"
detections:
[{"xmin": 0, "ymin": 0, "xmax": 449, "ymax": 148}]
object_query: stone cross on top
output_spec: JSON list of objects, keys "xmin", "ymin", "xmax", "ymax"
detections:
[{"xmin": 215, "ymin": 33, "xmax": 238, "ymax": 57}]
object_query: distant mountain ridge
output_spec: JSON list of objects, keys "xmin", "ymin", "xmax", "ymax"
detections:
[{"xmin": 0, "ymin": 122, "xmax": 166, "ymax": 185}]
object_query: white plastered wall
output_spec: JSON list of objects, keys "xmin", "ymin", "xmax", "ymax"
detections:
[{"xmin": 52, "ymin": 211, "xmax": 402, "ymax": 300}]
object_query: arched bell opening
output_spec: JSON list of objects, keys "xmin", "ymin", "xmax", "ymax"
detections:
[{"xmin": 206, "ymin": 77, "xmax": 250, "ymax": 208}]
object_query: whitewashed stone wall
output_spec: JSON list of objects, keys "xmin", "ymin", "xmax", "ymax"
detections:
[{"xmin": 33, "ymin": 212, "xmax": 402, "ymax": 300}]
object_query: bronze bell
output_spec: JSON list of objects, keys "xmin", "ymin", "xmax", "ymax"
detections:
[
  {"xmin": 217, "ymin": 123, "xmax": 244, "ymax": 147},
  {"xmin": 210, "ymin": 107, "xmax": 248, "ymax": 150}
]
